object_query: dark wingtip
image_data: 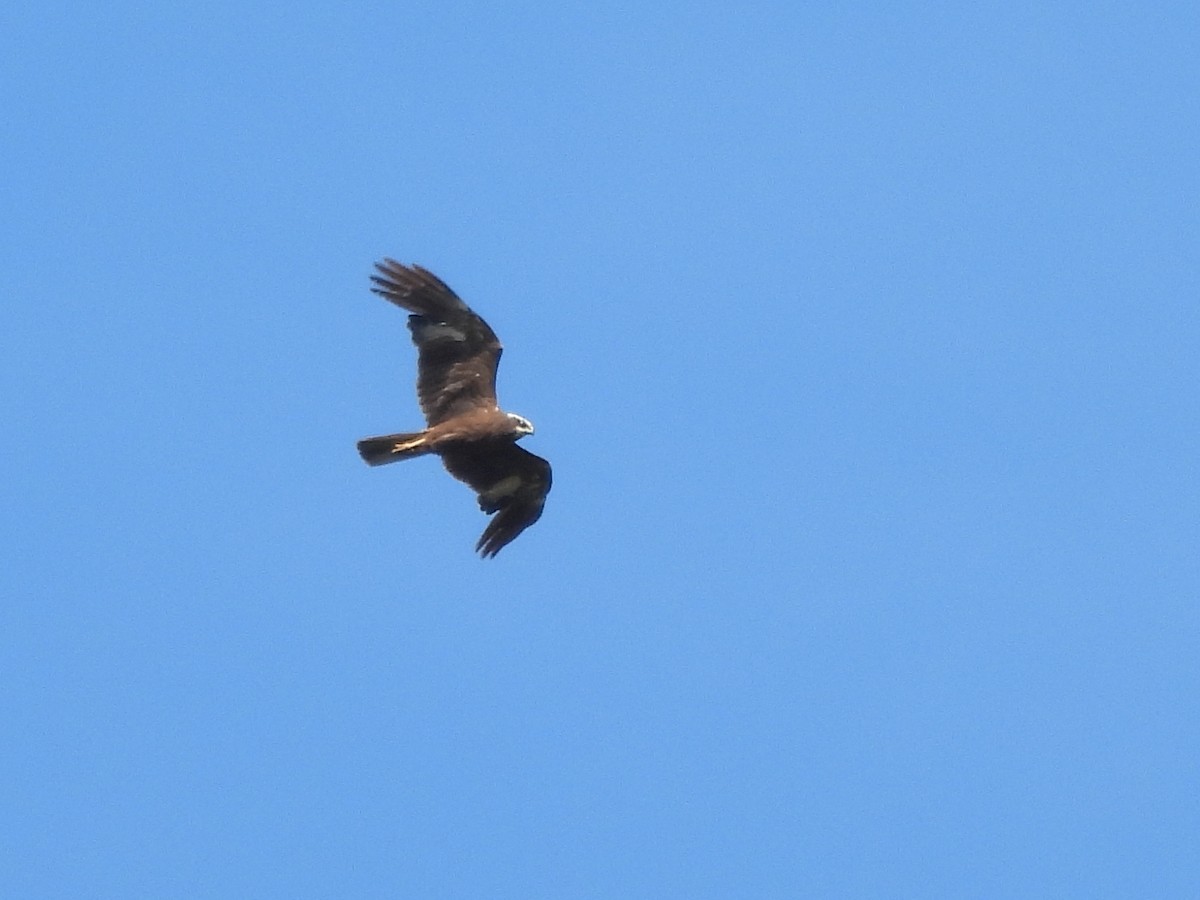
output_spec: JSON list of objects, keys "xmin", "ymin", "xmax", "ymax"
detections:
[
  {"xmin": 357, "ymin": 438, "xmax": 394, "ymax": 466},
  {"xmin": 475, "ymin": 519, "xmax": 512, "ymax": 558},
  {"xmin": 475, "ymin": 533, "xmax": 503, "ymax": 559},
  {"xmin": 368, "ymin": 259, "xmax": 468, "ymax": 316}
]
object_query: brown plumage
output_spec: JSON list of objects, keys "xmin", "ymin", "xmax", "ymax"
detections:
[{"xmin": 357, "ymin": 260, "xmax": 551, "ymax": 558}]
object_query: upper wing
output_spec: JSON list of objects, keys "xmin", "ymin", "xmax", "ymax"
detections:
[
  {"xmin": 440, "ymin": 442, "xmax": 553, "ymax": 558},
  {"xmin": 370, "ymin": 260, "xmax": 503, "ymax": 426}
]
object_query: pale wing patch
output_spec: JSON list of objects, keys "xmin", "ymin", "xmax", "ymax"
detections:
[
  {"xmin": 480, "ymin": 475, "xmax": 523, "ymax": 507},
  {"xmin": 412, "ymin": 321, "xmax": 468, "ymax": 342}
]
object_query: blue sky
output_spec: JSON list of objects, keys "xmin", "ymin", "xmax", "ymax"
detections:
[{"xmin": 3, "ymin": 2, "xmax": 1198, "ymax": 897}]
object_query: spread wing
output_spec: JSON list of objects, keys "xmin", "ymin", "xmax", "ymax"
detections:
[
  {"xmin": 370, "ymin": 260, "xmax": 503, "ymax": 426},
  {"xmin": 440, "ymin": 442, "xmax": 553, "ymax": 558}
]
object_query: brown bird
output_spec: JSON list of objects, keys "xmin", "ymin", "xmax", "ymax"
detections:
[{"xmin": 357, "ymin": 260, "xmax": 552, "ymax": 558}]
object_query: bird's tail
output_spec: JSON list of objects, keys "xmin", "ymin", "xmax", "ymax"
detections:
[{"xmin": 357, "ymin": 431, "xmax": 434, "ymax": 466}]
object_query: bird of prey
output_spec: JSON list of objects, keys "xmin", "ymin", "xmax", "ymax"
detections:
[{"xmin": 357, "ymin": 260, "xmax": 552, "ymax": 558}]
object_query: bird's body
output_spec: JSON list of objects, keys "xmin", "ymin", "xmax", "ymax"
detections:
[{"xmin": 357, "ymin": 260, "xmax": 551, "ymax": 558}]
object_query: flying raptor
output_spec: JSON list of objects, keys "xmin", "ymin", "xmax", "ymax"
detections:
[{"xmin": 357, "ymin": 260, "xmax": 551, "ymax": 558}]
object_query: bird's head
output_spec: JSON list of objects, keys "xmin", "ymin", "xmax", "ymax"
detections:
[{"xmin": 507, "ymin": 413, "xmax": 535, "ymax": 437}]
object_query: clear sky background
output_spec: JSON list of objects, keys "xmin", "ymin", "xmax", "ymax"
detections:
[{"xmin": 3, "ymin": 3, "xmax": 1198, "ymax": 897}]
